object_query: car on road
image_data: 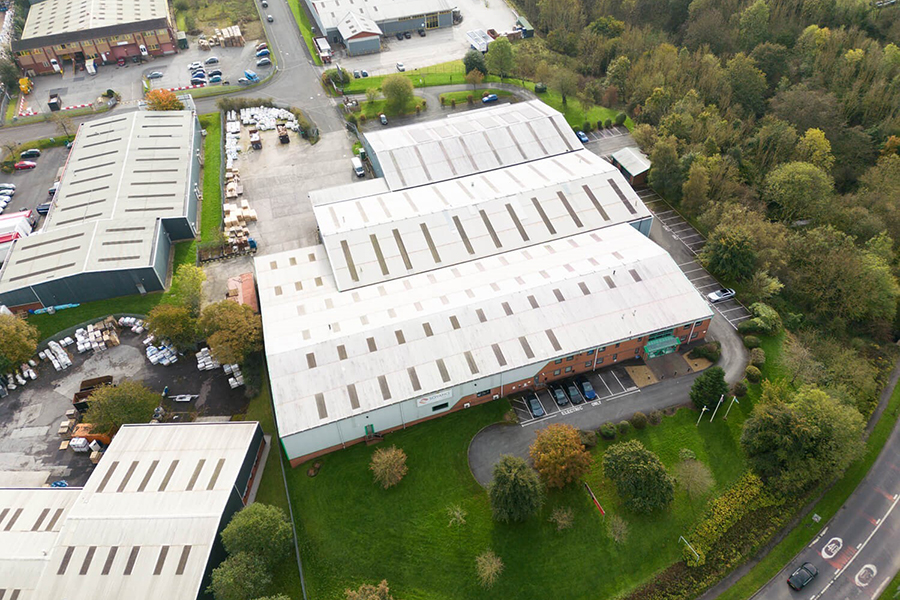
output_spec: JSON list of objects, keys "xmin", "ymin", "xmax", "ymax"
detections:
[
  {"xmin": 256, "ymin": 57, "xmax": 272, "ymax": 67},
  {"xmin": 523, "ymin": 392, "xmax": 545, "ymax": 418},
  {"xmin": 256, "ymin": 48, "xmax": 270, "ymax": 57},
  {"xmin": 787, "ymin": 562, "xmax": 818, "ymax": 591},
  {"xmin": 482, "ymin": 93, "xmax": 499, "ymax": 103},
  {"xmin": 14, "ymin": 161, "xmax": 36, "ymax": 170},
  {"xmin": 379, "ymin": 113, "xmax": 388, "ymax": 125},
  {"xmin": 576, "ymin": 130, "xmax": 590, "ymax": 143},
  {"xmin": 549, "ymin": 384, "xmax": 569, "ymax": 406},
  {"xmin": 261, "ymin": 0, "xmax": 268, "ymax": 5},
  {"xmin": 396, "ymin": 62, "xmax": 405, "ymax": 71},
  {"xmin": 208, "ymin": 75, "xmax": 223, "ymax": 83},
  {"xmin": 147, "ymin": 71, "xmax": 164, "ymax": 79},
  {"xmin": 418, "ymin": 29, "xmax": 426, "ymax": 36},
  {"xmin": 395, "ymin": 32, "xmax": 403, "ymax": 40},
  {"xmin": 238, "ymin": 78, "xmax": 251, "ymax": 85},
  {"xmin": 404, "ymin": 31, "xmax": 411, "ymax": 38},
  {"xmin": 707, "ymin": 288, "xmax": 736, "ymax": 303},
  {"xmin": 205, "ymin": 56, "xmax": 219, "ymax": 65},
  {"xmin": 267, "ymin": 14, "xmax": 274, "ymax": 21},
  {"xmin": 188, "ymin": 61, "xmax": 203, "ymax": 71},
  {"xmin": 566, "ymin": 380, "xmax": 584, "ymax": 404},
  {"xmin": 207, "ymin": 69, "xmax": 223, "ymax": 77},
  {"xmin": 574, "ymin": 375, "xmax": 597, "ymax": 400},
  {"xmin": 20, "ymin": 149, "xmax": 41, "ymax": 159}
]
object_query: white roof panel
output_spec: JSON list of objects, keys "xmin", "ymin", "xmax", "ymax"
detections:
[
  {"xmin": 612, "ymin": 147, "xmax": 651, "ymax": 176},
  {"xmin": 312, "ymin": 0, "xmax": 451, "ymax": 32}
]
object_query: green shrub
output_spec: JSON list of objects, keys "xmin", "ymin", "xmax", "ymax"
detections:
[
  {"xmin": 732, "ymin": 380, "xmax": 748, "ymax": 397},
  {"xmin": 617, "ymin": 420, "xmax": 632, "ymax": 434},
  {"xmin": 631, "ymin": 411, "xmax": 648, "ymax": 429},
  {"xmin": 451, "ymin": 99, "xmax": 456, "ymax": 108},
  {"xmin": 579, "ymin": 429, "xmax": 597, "ymax": 448},
  {"xmin": 482, "ymin": 90, "xmax": 491, "ymax": 98},
  {"xmin": 582, "ymin": 121, "xmax": 591, "ymax": 133},
  {"xmin": 599, "ymin": 422, "xmax": 617, "ymax": 439},
  {"xmin": 745, "ymin": 365, "xmax": 762, "ymax": 383},
  {"xmin": 689, "ymin": 342, "xmax": 721, "ymax": 362},
  {"xmin": 737, "ymin": 318, "xmax": 766, "ymax": 335},
  {"xmin": 467, "ymin": 94, "xmax": 474, "ymax": 104},
  {"xmin": 615, "ymin": 112, "xmax": 627, "ymax": 126},
  {"xmin": 440, "ymin": 95, "xmax": 446, "ymax": 105},
  {"xmin": 346, "ymin": 113, "xmax": 358, "ymax": 124},
  {"xmin": 743, "ymin": 335, "xmax": 761, "ymax": 349},
  {"xmin": 604, "ymin": 118, "xmax": 612, "ymax": 128},
  {"xmin": 679, "ymin": 448, "xmax": 697, "ymax": 461},
  {"xmin": 358, "ymin": 114, "xmax": 367, "ymax": 123},
  {"xmin": 648, "ymin": 410, "xmax": 663, "ymax": 425},
  {"xmin": 749, "ymin": 302, "xmax": 782, "ymax": 335},
  {"xmin": 749, "ymin": 347, "xmax": 766, "ymax": 367}
]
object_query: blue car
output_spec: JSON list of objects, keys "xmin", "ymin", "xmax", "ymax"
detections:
[
  {"xmin": 482, "ymin": 93, "xmax": 499, "ymax": 103},
  {"xmin": 209, "ymin": 75, "xmax": 223, "ymax": 83},
  {"xmin": 576, "ymin": 130, "xmax": 590, "ymax": 143},
  {"xmin": 256, "ymin": 48, "xmax": 270, "ymax": 57},
  {"xmin": 575, "ymin": 375, "xmax": 597, "ymax": 400}
]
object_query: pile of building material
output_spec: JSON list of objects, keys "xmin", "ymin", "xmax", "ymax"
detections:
[
  {"xmin": 118, "ymin": 316, "xmax": 147, "ymax": 334},
  {"xmin": 44, "ymin": 341, "xmax": 73, "ymax": 371},
  {"xmin": 238, "ymin": 106, "xmax": 299, "ymax": 131},
  {"xmin": 224, "ymin": 199, "xmax": 257, "ymax": 245},
  {"xmin": 225, "ymin": 363, "xmax": 244, "ymax": 388},
  {"xmin": 225, "ymin": 113, "xmax": 242, "ymax": 167},
  {"xmin": 196, "ymin": 347, "xmax": 221, "ymax": 371},
  {"xmin": 146, "ymin": 344, "xmax": 178, "ymax": 366},
  {"xmin": 225, "ymin": 167, "xmax": 244, "ymax": 200},
  {"xmin": 4, "ymin": 360, "xmax": 37, "ymax": 390},
  {"xmin": 69, "ymin": 317, "xmax": 121, "ymax": 354},
  {"xmin": 221, "ymin": 25, "xmax": 245, "ymax": 46}
]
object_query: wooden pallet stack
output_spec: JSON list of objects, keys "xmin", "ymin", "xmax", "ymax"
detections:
[{"xmin": 223, "ymin": 200, "xmax": 257, "ymax": 245}]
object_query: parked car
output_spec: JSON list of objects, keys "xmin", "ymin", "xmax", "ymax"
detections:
[
  {"xmin": 787, "ymin": 563, "xmax": 818, "ymax": 591},
  {"xmin": 256, "ymin": 42, "xmax": 268, "ymax": 51},
  {"xmin": 0, "ymin": 183, "xmax": 17, "ymax": 191},
  {"xmin": 131, "ymin": 55, "xmax": 141, "ymax": 63},
  {"xmin": 549, "ymin": 384, "xmax": 569, "ymax": 406},
  {"xmin": 707, "ymin": 288, "xmax": 736, "ymax": 303},
  {"xmin": 482, "ymin": 93, "xmax": 499, "ymax": 103},
  {"xmin": 207, "ymin": 69, "xmax": 223, "ymax": 77},
  {"xmin": 256, "ymin": 48, "xmax": 270, "ymax": 57},
  {"xmin": 523, "ymin": 392, "xmax": 545, "ymax": 418},
  {"xmin": 208, "ymin": 75, "xmax": 223, "ymax": 83},
  {"xmin": 404, "ymin": 31, "xmax": 411, "ymax": 38},
  {"xmin": 139, "ymin": 44, "xmax": 148, "ymax": 57},
  {"xmin": 190, "ymin": 77, "xmax": 206, "ymax": 85},
  {"xmin": 238, "ymin": 78, "xmax": 251, "ymax": 85},
  {"xmin": 20, "ymin": 149, "xmax": 41, "ymax": 159},
  {"xmin": 267, "ymin": 14, "xmax": 274, "ymax": 21},
  {"xmin": 116, "ymin": 57, "xmax": 126, "ymax": 66},
  {"xmin": 574, "ymin": 375, "xmax": 597, "ymax": 400},
  {"xmin": 418, "ymin": 29, "xmax": 426, "ymax": 36},
  {"xmin": 147, "ymin": 71, "xmax": 164, "ymax": 79},
  {"xmin": 379, "ymin": 113, "xmax": 388, "ymax": 125},
  {"xmin": 190, "ymin": 70, "xmax": 207, "ymax": 78},
  {"xmin": 205, "ymin": 56, "xmax": 219, "ymax": 65},
  {"xmin": 395, "ymin": 32, "xmax": 404, "ymax": 40},
  {"xmin": 36, "ymin": 202, "xmax": 51, "ymax": 215},
  {"xmin": 14, "ymin": 161, "xmax": 36, "ymax": 170},
  {"xmin": 261, "ymin": 0, "xmax": 268, "ymax": 6},
  {"xmin": 566, "ymin": 380, "xmax": 583, "ymax": 405},
  {"xmin": 256, "ymin": 57, "xmax": 272, "ymax": 67},
  {"xmin": 576, "ymin": 130, "xmax": 590, "ymax": 143},
  {"xmin": 353, "ymin": 70, "xmax": 361, "ymax": 79},
  {"xmin": 396, "ymin": 62, "xmax": 405, "ymax": 71},
  {"xmin": 361, "ymin": 69, "xmax": 369, "ymax": 77},
  {"xmin": 188, "ymin": 61, "xmax": 203, "ymax": 71}
]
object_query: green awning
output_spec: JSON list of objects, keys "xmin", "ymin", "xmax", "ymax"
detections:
[{"xmin": 644, "ymin": 335, "xmax": 680, "ymax": 354}]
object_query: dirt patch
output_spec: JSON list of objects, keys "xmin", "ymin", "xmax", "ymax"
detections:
[
  {"xmin": 683, "ymin": 354, "xmax": 712, "ymax": 372},
  {"xmin": 625, "ymin": 365, "xmax": 658, "ymax": 388}
]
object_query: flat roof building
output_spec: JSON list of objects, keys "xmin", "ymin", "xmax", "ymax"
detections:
[
  {"xmin": 611, "ymin": 147, "xmax": 651, "ymax": 187},
  {"xmin": 0, "ymin": 111, "xmax": 202, "ymax": 311},
  {"xmin": 0, "ymin": 421, "xmax": 265, "ymax": 600}
]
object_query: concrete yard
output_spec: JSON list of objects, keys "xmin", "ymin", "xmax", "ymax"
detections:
[{"xmin": 2, "ymin": 146, "xmax": 67, "ymax": 227}]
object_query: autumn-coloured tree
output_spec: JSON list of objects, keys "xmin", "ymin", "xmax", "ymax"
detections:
[
  {"xmin": 82, "ymin": 380, "xmax": 160, "ymax": 435},
  {"xmin": 369, "ymin": 445, "xmax": 408, "ymax": 489},
  {"xmin": 529, "ymin": 423, "xmax": 592, "ymax": 488},
  {"xmin": 145, "ymin": 88, "xmax": 185, "ymax": 111},
  {"xmin": 0, "ymin": 314, "xmax": 39, "ymax": 373},
  {"xmin": 199, "ymin": 301, "xmax": 263, "ymax": 365},
  {"xmin": 147, "ymin": 304, "xmax": 197, "ymax": 351}
]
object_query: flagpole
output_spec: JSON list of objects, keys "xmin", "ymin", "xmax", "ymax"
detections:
[
  {"xmin": 723, "ymin": 396, "xmax": 739, "ymax": 420},
  {"xmin": 583, "ymin": 482, "xmax": 605, "ymax": 516}
]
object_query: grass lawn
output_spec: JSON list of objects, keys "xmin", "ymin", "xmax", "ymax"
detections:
[
  {"xmin": 341, "ymin": 60, "xmax": 467, "ymax": 94},
  {"xmin": 501, "ymin": 78, "xmax": 633, "ymax": 130},
  {"xmin": 882, "ymin": 571, "xmax": 900, "ymax": 599},
  {"xmin": 358, "ymin": 96, "xmax": 426, "ymax": 119},
  {"xmin": 286, "ymin": 0, "xmax": 323, "ymax": 66},
  {"xmin": 439, "ymin": 88, "xmax": 512, "ymax": 105},
  {"xmin": 5, "ymin": 93, "xmax": 18, "ymax": 122},
  {"xmin": 198, "ymin": 112, "xmax": 222, "ymax": 243}
]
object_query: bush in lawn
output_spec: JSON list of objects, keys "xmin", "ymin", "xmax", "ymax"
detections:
[
  {"xmin": 675, "ymin": 455, "xmax": 714, "ymax": 504},
  {"xmin": 648, "ymin": 410, "xmax": 663, "ymax": 425},
  {"xmin": 358, "ymin": 114, "xmax": 367, "ymax": 123},
  {"xmin": 370, "ymin": 446, "xmax": 408, "ymax": 489},
  {"xmin": 482, "ymin": 90, "xmax": 490, "ymax": 98},
  {"xmin": 488, "ymin": 455, "xmax": 543, "ymax": 522},
  {"xmin": 732, "ymin": 379, "xmax": 748, "ymax": 397},
  {"xmin": 631, "ymin": 411, "xmax": 648, "ymax": 429},
  {"xmin": 475, "ymin": 550, "xmax": 504, "ymax": 588},
  {"xmin": 737, "ymin": 318, "xmax": 766, "ymax": 335},
  {"xmin": 440, "ymin": 95, "xmax": 446, "ymax": 105},
  {"xmin": 596, "ymin": 120, "xmax": 605, "ymax": 129},
  {"xmin": 604, "ymin": 440, "xmax": 674, "ymax": 513},
  {"xmin": 689, "ymin": 342, "xmax": 721, "ymax": 362},
  {"xmin": 549, "ymin": 506, "xmax": 574, "ymax": 531},
  {"xmin": 607, "ymin": 514, "xmax": 629, "ymax": 544},
  {"xmin": 599, "ymin": 422, "xmax": 617, "ymax": 439},
  {"xmin": 208, "ymin": 553, "xmax": 271, "ymax": 600},
  {"xmin": 579, "ymin": 429, "xmax": 597, "ymax": 448},
  {"xmin": 345, "ymin": 580, "xmax": 394, "ymax": 600},
  {"xmin": 582, "ymin": 120, "xmax": 591, "ymax": 132},
  {"xmin": 749, "ymin": 347, "xmax": 766, "ymax": 367},
  {"xmin": 615, "ymin": 112, "xmax": 627, "ymax": 126},
  {"xmin": 617, "ymin": 420, "xmax": 632, "ymax": 434},
  {"xmin": 743, "ymin": 335, "xmax": 761, "ymax": 349},
  {"xmin": 530, "ymin": 423, "xmax": 592, "ymax": 488},
  {"xmin": 679, "ymin": 448, "xmax": 697, "ymax": 461},
  {"xmin": 346, "ymin": 113, "xmax": 358, "ymax": 124},
  {"xmin": 690, "ymin": 366, "xmax": 729, "ymax": 410},
  {"xmin": 749, "ymin": 302, "xmax": 783, "ymax": 334},
  {"xmin": 221, "ymin": 504, "xmax": 292, "ymax": 568},
  {"xmin": 604, "ymin": 118, "xmax": 612, "ymax": 128},
  {"xmin": 467, "ymin": 94, "xmax": 474, "ymax": 104}
]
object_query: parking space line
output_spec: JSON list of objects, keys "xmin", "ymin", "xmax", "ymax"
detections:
[
  {"xmin": 729, "ymin": 314, "xmax": 752, "ymax": 322},
  {"xmin": 521, "ymin": 413, "xmax": 558, "ymax": 428},
  {"xmin": 682, "ymin": 267, "xmax": 706, "ymax": 274},
  {"xmin": 595, "ymin": 372, "xmax": 613, "ymax": 396},
  {"xmin": 677, "ymin": 261, "xmax": 699, "ymax": 267},
  {"xmin": 680, "ymin": 232, "xmax": 704, "ymax": 240},
  {"xmin": 610, "ymin": 370, "xmax": 627, "ymax": 393},
  {"xmin": 539, "ymin": 390, "xmax": 559, "ymax": 414},
  {"xmin": 656, "ymin": 210, "xmax": 675, "ymax": 217},
  {"xmin": 719, "ymin": 306, "xmax": 746, "ymax": 314}
]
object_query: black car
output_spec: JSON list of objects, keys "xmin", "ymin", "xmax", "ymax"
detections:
[
  {"xmin": 353, "ymin": 70, "xmax": 361, "ymax": 78},
  {"xmin": 395, "ymin": 32, "xmax": 403, "ymax": 40},
  {"xmin": 575, "ymin": 375, "xmax": 597, "ymax": 400},
  {"xmin": 523, "ymin": 392, "xmax": 545, "ymax": 418},
  {"xmin": 418, "ymin": 29, "xmax": 426, "ymax": 36},
  {"xmin": 787, "ymin": 562, "xmax": 818, "ymax": 591},
  {"xmin": 404, "ymin": 31, "xmax": 411, "ymax": 38},
  {"xmin": 566, "ymin": 381, "xmax": 583, "ymax": 404},
  {"xmin": 36, "ymin": 202, "xmax": 51, "ymax": 215},
  {"xmin": 207, "ymin": 69, "xmax": 223, "ymax": 77},
  {"xmin": 549, "ymin": 384, "xmax": 569, "ymax": 406}
]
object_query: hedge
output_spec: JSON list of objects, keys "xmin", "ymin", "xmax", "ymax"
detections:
[
  {"xmin": 689, "ymin": 342, "xmax": 721, "ymax": 362},
  {"xmin": 745, "ymin": 365, "xmax": 762, "ymax": 383},
  {"xmin": 631, "ymin": 411, "xmax": 648, "ymax": 429},
  {"xmin": 743, "ymin": 335, "xmax": 761, "ymax": 349},
  {"xmin": 599, "ymin": 422, "xmax": 617, "ymax": 439},
  {"xmin": 749, "ymin": 347, "xmax": 766, "ymax": 367}
]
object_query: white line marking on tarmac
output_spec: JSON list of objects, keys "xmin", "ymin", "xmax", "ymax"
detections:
[{"xmin": 611, "ymin": 370, "xmax": 627, "ymax": 393}]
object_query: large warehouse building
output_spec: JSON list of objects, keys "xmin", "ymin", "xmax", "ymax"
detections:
[
  {"xmin": 305, "ymin": 0, "xmax": 454, "ymax": 55},
  {"xmin": 0, "ymin": 422, "xmax": 265, "ymax": 600},
  {"xmin": 12, "ymin": 0, "xmax": 177, "ymax": 75},
  {"xmin": 0, "ymin": 110, "xmax": 201, "ymax": 311},
  {"xmin": 258, "ymin": 102, "xmax": 713, "ymax": 466}
]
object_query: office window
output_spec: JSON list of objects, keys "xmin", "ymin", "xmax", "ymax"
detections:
[
  {"xmin": 691, "ymin": 333, "xmax": 699, "ymax": 339},
  {"xmin": 554, "ymin": 359, "xmax": 562, "ymax": 365},
  {"xmin": 635, "ymin": 348, "xmax": 641, "ymax": 355},
  {"xmin": 432, "ymin": 402, "xmax": 449, "ymax": 412},
  {"xmin": 683, "ymin": 324, "xmax": 691, "ymax": 330},
  {"xmin": 597, "ymin": 357, "xmax": 604, "ymax": 365},
  {"xmin": 585, "ymin": 362, "xmax": 592, "ymax": 368},
  {"xmin": 566, "ymin": 356, "xmax": 574, "ymax": 362},
  {"xmin": 615, "ymin": 342, "xmax": 620, "ymax": 348},
  {"xmin": 476, "ymin": 389, "xmax": 492, "ymax": 398},
  {"xmin": 553, "ymin": 369, "xmax": 561, "ymax": 376},
  {"xmin": 565, "ymin": 366, "xmax": 573, "ymax": 373},
  {"xmin": 586, "ymin": 349, "xmax": 595, "ymax": 355},
  {"xmin": 637, "ymin": 337, "xmax": 643, "ymax": 342},
  {"xmin": 597, "ymin": 346, "xmax": 606, "ymax": 352},
  {"xmin": 695, "ymin": 320, "xmax": 704, "ymax": 326},
  {"xmin": 612, "ymin": 354, "xmax": 618, "ymax": 361}
]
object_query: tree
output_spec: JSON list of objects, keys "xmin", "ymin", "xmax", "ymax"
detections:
[
  {"xmin": 603, "ymin": 440, "xmax": 675, "ymax": 513},
  {"xmin": 208, "ymin": 553, "xmax": 271, "ymax": 600},
  {"xmin": 529, "ymin": 423, "xmax": 592, "ymax": 488},
  {"xmin": 750, "ymin": 42, "xmax": 788, "ymax": 89},
  {"xmin": 82, "ymin": 380, "xmax": 159, "ymax": 434},
  {"xmin": 167, "ymin": 264, "xmax": 206, "ymax": 316},
  {"xmin": 551, "ymin": 68, "xmax": 579, "ymax": 105},
  {"xmin": 253, "ymin": 596, "xmax": 292, "ymax": 600},
  {"xmin": 741, "ymin": 386, "xmax": 865, "ymax": 495},
  {"xmin": 689, "ymin": 366, "xmax": 729, "ymax": 411},
  {"xmin": 681, "ymin": 161, "xmax": 710, "ymax": 215},
  {"xmin": 381, "ymin": 74, "xmax": 414, "ymax": 115},
  {"xmin": 199, "ymin": 301, "xmax": 263, "ymax": 365},
  {"xmin": 0, "ymin": 58, "xmax": 19, "ymax": 94},
  {"xmin": 369, "ymin": 445, "xmax": 408, "ymax": 489},
  {"xmin": 221, "ymin": 503, "xmax": 293, "ymax": 568},
  {"xmin": 365, "ymin": 88, "xmax": 378, "ymax": 104},
  {"xmin": 475, "ymin": 550, "xmax": 504, "ymax": 588},
  {"xmin": 726, "ymin": 53, "xmax": 768, "ymax": 116},
  {"xmin": 607, "ymin": 514, "xmax": 629, "ymax": 544},
  {"xmin": 701, "ymin": 230, "xmax": 757, "ymax": 281},
  {"xmin": 534, "ymin": 61, "xmax": 553, "ymax": 87},
  {"xmin": 50, "ymin": 112, "xmax": 74, "ymax": 138},
  {"xmin": 764, "ymin": 161, "xmax": 833, "ymax": 223},
  {"xmin": 588, "ymin": 15, "xmax": 624, "ymax": 37},
  {"xmin": 145, "ymin": 88, "xmax": 184, "ymax": 111},
  {"xmin": 465, "ymin": 68, "xmax": 484, "ymax": 91},
  {"xmin": 345, "ymin": 581, "xmax": 393, "ymax": 600},
  {"xmin": 675, "ymin": 454, "xmax": 714, "ymax": 512},
  {"xmin": 485, "ymin": 37, "xmax": 514, "ymax": 80},
  {"xmin": 796, "ymin": 128, "xmax": 835, "ymax": 172},
  {"xmin": 738, "ymin": 0, "xmax": 770, "ymax": 51},
  {"xmin": 147, "ymin": 304, "xmax": 197, "ymax": 350},
  {"xmin": 648, "ymin": 136, "xmax": 683, "ymax": 202},
  {"xmin": 0, "ymin": 314, "xmax": 39, "ymax": 374},
  {"xmin": 463, "ymin": 49, "xmax": 487, "ymax": 75},
  {"xmin": 488, "ymin": 455, "xmax": 543, "ymax": 522}
]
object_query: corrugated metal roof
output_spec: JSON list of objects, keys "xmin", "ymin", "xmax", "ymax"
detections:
[
  {"xmin": 363, "ymin": 100, "xmax": 582, "ymax": 191},
  {"xmin": 611, "ymin": 147, "xmax": 651, "ymax": 176},
  {"xmin": 312, "ymin": 0, "xmax": 451, "ymax": 32},
  {"xmin": 315, "ymin": 150, "xmax": 652, "ymax": 291},
  {"xmin": 257, "ymin": 224, "xmax": 713, "ymax": 437},
  {"xmin": 21, "ymin": 0, "xmax": 169, "ymax": 41},
  {"xmin": 337, "ymin": 11, "xmax": 381, "ymax": 39}
]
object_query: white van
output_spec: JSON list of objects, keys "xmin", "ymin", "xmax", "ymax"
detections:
[{"xmin": 351, "ymin": 156, "xmax": 365, "ymax": 178}]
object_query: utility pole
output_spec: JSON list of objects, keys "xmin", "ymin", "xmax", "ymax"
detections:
[
  {"xmin": 723, "ymin": 396, "xmax": 739, "ymax": 420},
  {"xmin": 696, "ymin": 405, "xmax": 709, "ymax": 426},
  {"xmin": 709, "ymin": 394, "xmax": 724, "ymax": 422}
]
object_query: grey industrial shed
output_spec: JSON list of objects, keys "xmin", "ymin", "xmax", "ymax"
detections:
[{"xmin": 306, "ymin": 0, "xmax": 454, "ymax": 49}]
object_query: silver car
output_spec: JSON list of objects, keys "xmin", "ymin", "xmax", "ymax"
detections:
[{"xmin": 707, "ymin": 288, "xmax": 736, "ymax": 303}]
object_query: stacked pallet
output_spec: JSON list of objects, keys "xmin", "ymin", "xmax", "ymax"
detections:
[
  {"xmin": 224, "ymin": 363, "xmax": 244, "ymax": 388},
  {"xmin": 224, "ymin": 200, "xmax": 257, "ymax": 245},
  {"xmin": 222, "ymin": 25, "xmax": 245, "ymax": 46},
  {"xmin": 70, "ymin": 317, "xmax": 121, "ymax": 354},
  {"xmin": 225, "ymin": 167, "xmax": 243, "ymax": 199},
  {"xmin": 196, "ymin": 347, "xmax": 221, "ymax": 371},
  {"xmin": 146, "ymin": 344, "xmax": 178, "ymax": 366},
  {"xmin": 45, "ymin": 341, "xmax": 73, "ymax": 371},
  {"xmin": 118, "ymin": 316, "xmax": 147, "ymax": 334},
  {"xmin": 4, "ymin": 360, "xmax": 37, "ymax": 391}
]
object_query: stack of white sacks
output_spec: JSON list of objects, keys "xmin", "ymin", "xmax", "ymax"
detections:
[
  {"xmin": 196, "ymin": 347, "xmax": 221, "ymax": 371},
  {"xmin": 117, "ymin": 316, "xmax": 146, "ymax": 334},
  {"xmin": 146, "ymin": 344, "xmax": 178, "ymax": 366},
  {"xmin": 43, "ymin": 341, "xmax": 73, "ymax": 371},
  {"xmin": 4, "ymin": 360, "xmax": 37, "ymax": 390},
  {"xmin": 224, "ymin": 363, "xmax": 244, "ymax": 388},
  {"xmin": 239, "ymin": 106, "xmax": 297, "ymax": 130}
]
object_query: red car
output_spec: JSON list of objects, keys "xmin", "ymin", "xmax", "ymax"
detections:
[
  {"xmin": 14, "ymin": 161, "xmax": 36, "ymax": 170},
  {"xmin": 117, "ymin": 57, "xmax": 126, "ymax": 66}
]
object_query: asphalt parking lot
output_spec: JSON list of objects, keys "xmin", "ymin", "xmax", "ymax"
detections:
[
  {"xmin": 509, "ymin": 366, "xmax": 639, "ymax": 427},
  {"xmin": 1, "ymin": 145, "xmax": 68, "ymax": 225},
  {"xmin": 0, "ymin": 326, "xmax": 250, "ymax": 488}
]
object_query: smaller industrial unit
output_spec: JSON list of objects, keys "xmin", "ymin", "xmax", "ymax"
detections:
[
  {"xmin": 305, "ymin": 0, "xmax": 455, "ymax": 55},
  {"xmin": 0, "ymin": 110, "xmax": 202, "ymax": 311},
  {"xmin": 257, "ymin": 102, "xmax": 714, "ymax": 466},
  {"xmin": 0, "ymin": 421, "xmax": 265, "ymax": 600},
  {"xmin": 610, "ymin": 147, "xmax": 651, "ymax": 187}
]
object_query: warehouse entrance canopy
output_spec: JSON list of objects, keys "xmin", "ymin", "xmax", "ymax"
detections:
[{"xmin": 644, "ymin": 335, "xmax": 680, "ymax": 357}]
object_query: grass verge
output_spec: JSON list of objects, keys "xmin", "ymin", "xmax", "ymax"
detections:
[
  {"xmin": 198, "ymin": 112, "xmax": 222, "ymax": 243},
  {"xmin": 718, "ymin": 378, "xmax": 900, "ymax": 600},
  {"xmin": 357, "ymin": 96, "xmax": 426, "ymax": 119},
  {"xmin": 439, "ymin": 88, "xmax": 512, "ymax": 105},
  {"xmin": 286, "ymin": 0, "xmax": 323, "ymax": 66},
  {"xmin": 881, "ymin": 571, "xmax": 900, "ymax": 599},
  {"xmin": 340, "ymin": 60, "xmax": 466, "ymax": 93},
  {"xmin": 4, "ymin": 93, "xmax": 18, "ymax": 122}
]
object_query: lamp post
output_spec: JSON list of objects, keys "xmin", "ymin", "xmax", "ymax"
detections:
[
  {"xmin": 709, "ymin": 394, "xmax": 724, "ymax": 422},
  {"xmin": 696, "ymin": 405, "xmax": 708, "ymax": 426},
  {"xmin": 723, "ymin": 396, "xmax": 739, "ymax": 420},
  {"xmin": 679, "ymin": 536, "xmax": 700, "ymax": 562}
]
